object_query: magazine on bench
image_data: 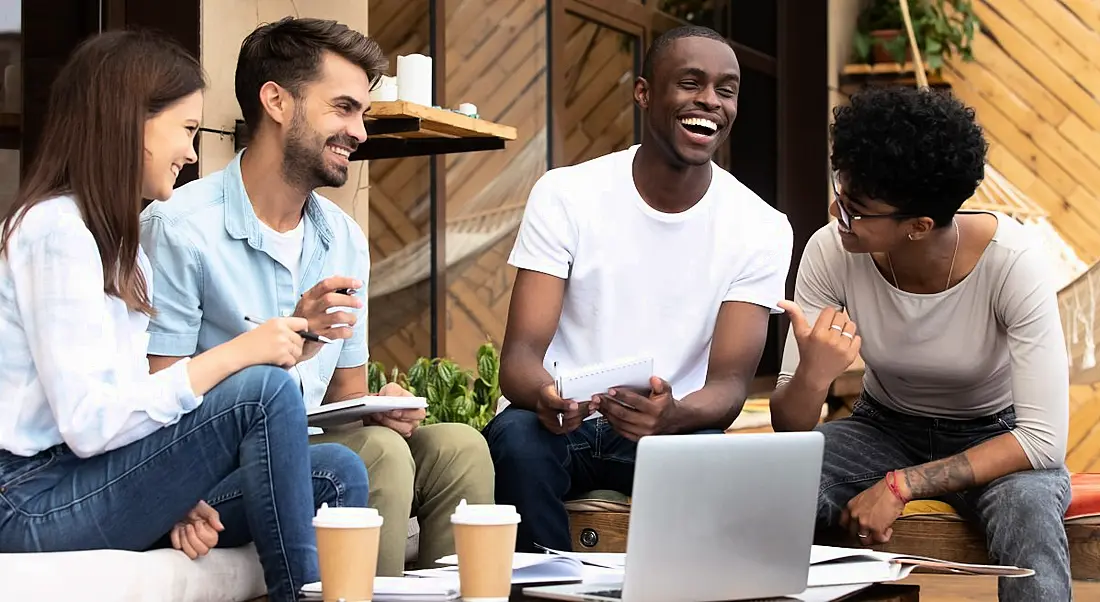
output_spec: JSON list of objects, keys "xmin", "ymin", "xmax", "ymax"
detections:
[
  {"xmin": 808, "ymin": 545, "xmax": 1034, "ymax": 588},
  {"xmin": 306, "ymin": 396, "xmax": 428, "ymax": 429}
]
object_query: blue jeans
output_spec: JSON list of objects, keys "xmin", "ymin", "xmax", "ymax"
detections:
[
  {"xmin": 0, "ymin": 365, "xmax": 369, "ymax": 602},
  {"xmin": 484, "ymin": 406, "xmax": 721, "ymax": 552},
  {"xmin": 816, "ymin": 394, "xmax": 1071, "ymax": 602}
]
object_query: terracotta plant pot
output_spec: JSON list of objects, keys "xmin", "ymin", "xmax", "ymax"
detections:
[{"xmin": 870, "ymin": 28, "xmax": 912, "ymax": 64}]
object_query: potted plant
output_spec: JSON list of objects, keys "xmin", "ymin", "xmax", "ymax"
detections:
[
  {"xmin": 367, "ymin": 340, "xmax": 502, "ymax": 431},
  {"xmin": 851, "ymin": 0, "xmax": 979, "ymax": 71}
]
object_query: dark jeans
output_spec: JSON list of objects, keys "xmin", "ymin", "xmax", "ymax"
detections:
[
  {"xmin": 0, "ymin": 365, "xmax": 370, "ymax": 602},
  {"xmin": 484, "ymin": 406, "xmax": 721, "ymax": 552},
  {"xmin": 816, "ymin": 394, "xmax": 1071, "ymax": 602}
]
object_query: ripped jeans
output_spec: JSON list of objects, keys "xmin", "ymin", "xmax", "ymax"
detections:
[{"xmin": 815, "ymin": 394, "xmax": 1071, "ymax": 602}]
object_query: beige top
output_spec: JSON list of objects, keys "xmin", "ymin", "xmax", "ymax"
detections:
[{"xmin": 778, "ymin": 212, "xmax": 1068, "ymax": 469}]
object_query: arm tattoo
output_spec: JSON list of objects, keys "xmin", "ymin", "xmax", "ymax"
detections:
[{"xmin": 900, "ymin": 453, "xmax": 977, "ymax": 499}]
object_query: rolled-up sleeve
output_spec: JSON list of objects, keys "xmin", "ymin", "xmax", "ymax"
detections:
[
  {"xmin": 997, "ymin": 245, "xmax": 1069, "ymax": 469},
  {"xmin": 140, "ymin": 214, "xmax": 204, "ymax": 357},
  {"xmin": 14, "ymin": 217, "xmax": 202, "ymax": 458}
]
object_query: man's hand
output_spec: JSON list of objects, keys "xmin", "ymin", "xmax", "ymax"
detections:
[
  {"xmin": 598, "ymin": 376, "xmax": 678, "ymax": 441},
  {"xmin": 840, "ymin": 477, "xmax": 908, "ymax": 546},
  {"xmin": 535, "ymin": 384, "xmax": 590, "ymax": 435},
  {"xmin": 170, "ymin": 500, "xmax": 224, "ymax": 560},
  {"xmin": 364, "ymin": 382, "xmax": 425, "ymax": 438},
  {"xmin": 294, "ymin": 276, "xmax": 364, "ymax": 362},
  {"xmin": 779, "ymin": 301, "xmax": 861, "ymax": 390}
]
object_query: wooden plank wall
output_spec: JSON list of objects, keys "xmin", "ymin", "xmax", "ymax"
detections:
[
  {"xmin": 936, "ymin": 0, "xmax": 1100, "ymax": 472},
  {"xmin": 942, "ymin": 0, "xmax": 1100, "ymax": 263},
  {"xmin": 365, "ymin": 0, "xmax": 637, "ymax": 371}
]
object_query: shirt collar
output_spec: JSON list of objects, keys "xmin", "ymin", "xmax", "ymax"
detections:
[{"xmin": 222, "ymin": 150, "xmax": 334, "ymax": 251}]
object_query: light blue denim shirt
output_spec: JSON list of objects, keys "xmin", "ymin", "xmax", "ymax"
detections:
[{"xmin": 139, "ymin": 151, "xmax": 370, "ymax": 410}]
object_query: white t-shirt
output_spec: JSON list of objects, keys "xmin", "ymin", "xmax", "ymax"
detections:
[
  {"xmin": 508, "ymin": 145, "xmax": 794, "ymax": 398},
  {"xmin": 259, "ymin": 217, "xmax": 306, "ymax": 389},
  {"xmin": 260, "ymin": 217, "xmax": 306, "ymax": 290}
]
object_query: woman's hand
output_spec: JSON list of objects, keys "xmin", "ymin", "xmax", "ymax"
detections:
[
  {"xmin": 778, "ymin": 301, "xmax": 861, "ymax": 390},
  {"xmin": 233, "ymin": 317, "xmax": 308, "ymax": 368},
  {"xmin": 170, "ymin": 501, "xmax": 224, "ymax": 560},
  {"xmin": 841, "ymin": 476, "xmax": 909, "ymax": 545}
]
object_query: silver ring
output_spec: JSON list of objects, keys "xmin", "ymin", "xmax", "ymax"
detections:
[
  {"xmin": 830, "ymin": 324, "xmax": 843, "ymax": 331},
  {"xmin": 841, "ymin": 332, "xmax": 854, "ymax": 339}
]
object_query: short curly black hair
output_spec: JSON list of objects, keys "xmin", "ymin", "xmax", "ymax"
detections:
[{"xmin": 830, "ymin": 86, "xmax": 987, "ymax": 228}]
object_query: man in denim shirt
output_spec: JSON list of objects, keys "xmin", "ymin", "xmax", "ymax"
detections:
[{"xmin": 139, "ymin": 18, "xmax": 493, "ymax": 576}]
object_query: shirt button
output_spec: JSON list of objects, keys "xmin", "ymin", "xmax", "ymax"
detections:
[{"xmin": 281, "ymin": 309, "xmax": 292, "ymax": 317}]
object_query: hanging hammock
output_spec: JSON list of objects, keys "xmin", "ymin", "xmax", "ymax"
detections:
[{"xmin": 366, "ymin": 129, "xmax": 545, "ymax": 345}]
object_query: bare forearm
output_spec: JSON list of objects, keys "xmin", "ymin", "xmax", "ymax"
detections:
[
  {"xmin": 770, "ymin": 371, "xmax": 831, "ymax": 432},
  {"xmin": 672, "ymin": 380, "xmax": 747, "ymax": 434},
  {"xmin": 499, "ymin": 346, "xmax": 554, "ymax": 412},
  {"xmin": 898, "ymin": 433, "xmax": 1032, "ymax": 500},
  {"xmin": 322, "ymin": 366, "xmax": 370, "ymax": 404}
]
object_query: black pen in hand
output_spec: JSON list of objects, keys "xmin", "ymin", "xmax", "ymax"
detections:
[{"xmin": 243, "ymin": 315, "xmax": 332, "ymax": 344}]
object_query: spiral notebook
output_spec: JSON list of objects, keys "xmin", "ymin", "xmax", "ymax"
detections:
[{"xmin": 554, "ymin": 357, "xmax": 654, "ymax": 402}]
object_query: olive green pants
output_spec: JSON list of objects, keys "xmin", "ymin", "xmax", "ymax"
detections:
[{"xmin": 311, "ymin": 423, "xmax": 494, "ymax": 576}]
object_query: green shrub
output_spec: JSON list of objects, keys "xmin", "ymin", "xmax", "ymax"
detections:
[{"xmin": 367, "ymin": 340, "xmax": 501, "ymax": 431}]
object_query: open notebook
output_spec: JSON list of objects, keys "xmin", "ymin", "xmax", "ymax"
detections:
[
  {"xmin": 808, "ymin": 545, "xmax": 1035, "ymax": 588},
  {"xmin": 406, "ymin": 552, "xmax": 624, "ymax": 584}
]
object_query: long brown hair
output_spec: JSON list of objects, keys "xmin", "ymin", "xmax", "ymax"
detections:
[{"xmin": 0, "ymin": 29, "xmax": 206, "ymax": 315}]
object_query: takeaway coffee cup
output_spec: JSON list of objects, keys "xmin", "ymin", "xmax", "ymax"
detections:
[
  {"xmin": 451, "ymin": 500, "xmax": 521, "ymax": 602},
  {"xmin": 313, "ymin": 504, "xmax": 383, "ymax": 602}
]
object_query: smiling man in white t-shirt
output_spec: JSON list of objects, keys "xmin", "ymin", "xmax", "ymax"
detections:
[{"xmin": 482, "ymin": 24, "xmax": 794, "ymax": 552}]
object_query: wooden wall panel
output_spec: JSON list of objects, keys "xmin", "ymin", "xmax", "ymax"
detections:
[
  {"xmin": 944, "ymin": 0, "xmax": 1100, "ymax": 265},
  {"xmin": 366, "ymin": 0, "xmax": 549, "ymax": 371}
]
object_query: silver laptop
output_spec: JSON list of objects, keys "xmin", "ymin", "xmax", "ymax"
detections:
[{"xmin": 523, "ymin": 431, "xmax": 824, "ymax": 602}]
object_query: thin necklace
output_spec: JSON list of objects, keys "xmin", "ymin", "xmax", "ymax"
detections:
[{"xmin": 887, "ymin": 219, "xmax": 959, "ymax": 293}]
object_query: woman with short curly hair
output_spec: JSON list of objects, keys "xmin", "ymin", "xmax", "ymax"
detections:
[{"xmin": 772, "ymin": 86, "xmax": 1070, "ymax": 601}]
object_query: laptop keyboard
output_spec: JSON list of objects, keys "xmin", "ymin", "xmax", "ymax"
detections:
[{"xmin": 586, "ymin": 590, "xmax": 623, "ymax": 599}]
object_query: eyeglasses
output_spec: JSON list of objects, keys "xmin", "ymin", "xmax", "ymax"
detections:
[{"xmin": 832, "ymin": 172, "xmax": 921, "ymax": 230}]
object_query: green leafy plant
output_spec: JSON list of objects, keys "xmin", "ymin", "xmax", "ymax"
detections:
[
  {"xmin": 366, "ymin": 340, "xmax": 501, "ymax": 431},
  {"xmin": 852, "ymin": 0, "xmax": 979, "ymax": 71}
]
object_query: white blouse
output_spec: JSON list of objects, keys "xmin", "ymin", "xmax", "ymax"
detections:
[{"xmin": 0, "ymin": 196, "xmax": 201, "ymax": 459}]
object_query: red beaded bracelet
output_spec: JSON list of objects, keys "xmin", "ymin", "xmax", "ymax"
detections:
[{"xmin": 886, "ymin": 470, "xmax": 910, "ymax": 505}]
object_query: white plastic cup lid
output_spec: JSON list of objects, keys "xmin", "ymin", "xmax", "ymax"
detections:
[
  {"xmin": 312, "ymin": 504, "xmax": 384, "ymax": 529},
  {"xmin": 450, "ymin": 499, "xmax": 521, "ymax": 525}
]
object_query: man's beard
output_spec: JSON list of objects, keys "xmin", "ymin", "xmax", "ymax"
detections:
[{"xmin": 282, "ymin": 110, "xmax": 354, "ymax": 190}]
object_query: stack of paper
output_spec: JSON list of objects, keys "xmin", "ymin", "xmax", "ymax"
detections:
[
  {"xmin": 300, "ymin": 577, "xmax": 459, "ymax": 601},
  {"xmin": 407, "ymin": 552, "xmax": 623, "ymax": 585},
  {"xmin": 808, "ymin": 545, "xmax": 1034, "ymax": 588}
]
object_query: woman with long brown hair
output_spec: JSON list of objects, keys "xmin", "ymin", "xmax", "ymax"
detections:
[{"xmin": 0, "ymin": 30, "xmax": 369, "ymax": 602}]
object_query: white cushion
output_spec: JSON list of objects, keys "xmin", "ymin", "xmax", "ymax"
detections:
[
  {"xmin": 0, "ymin": 522, "xmax": 423, "ymax": 601},
  {"xmin": 0, "ymin": 545, "xmax": 265, "ymax": 601}
]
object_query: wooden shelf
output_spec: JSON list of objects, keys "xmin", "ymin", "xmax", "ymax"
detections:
[
  {"xmin": 840, "ymin": 62, "xmax": 950, "ymax": 91},
  {"xmin": 231, "ymin": 101, "xmax": 517, "ymax": 161},
  {"xmin": 352, "ymin": 101, "xmax": 517, "ymax": 161}
]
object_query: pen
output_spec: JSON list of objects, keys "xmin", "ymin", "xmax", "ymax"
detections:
[{"xmin": 243, "ymin": 315, "xmax": 331, "ymax": 344}]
